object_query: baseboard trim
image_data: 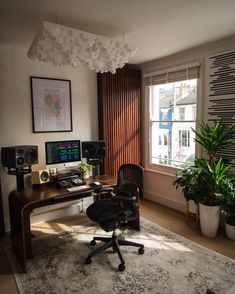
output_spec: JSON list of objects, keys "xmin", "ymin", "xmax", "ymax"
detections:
[{"xmin": 143, "ymin": 190, "xmax": 186, "ymax": 214}]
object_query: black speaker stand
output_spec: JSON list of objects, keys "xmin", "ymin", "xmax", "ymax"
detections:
[
  {"xmin": 87, "ymin": 158, "xmax": 102, "ymax": 176},
  {"xmin": 8, "ymin": 166, "xmax": 32, "ymax": 190}
]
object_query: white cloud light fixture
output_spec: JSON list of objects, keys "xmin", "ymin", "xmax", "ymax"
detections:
[{"xmin": 27, "ymin": 21, "xmax": 136, "ymax": 74}]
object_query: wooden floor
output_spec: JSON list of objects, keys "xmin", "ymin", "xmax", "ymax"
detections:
[{"xmin": 0, "ymin": 199, "xmax": 234, "ymax": 294}]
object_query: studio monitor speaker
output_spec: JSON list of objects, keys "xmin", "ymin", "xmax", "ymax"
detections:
[
  {"xmin": 82, "ymin": 141, "xmax": 105, "ymax": 159},
  {"xmin": 1, "ymin": 145, "xmax": 38, "ymax": 168},
  {"xmin": 31, "ymin": 169, "xmax": 50, "ymax": 185}
]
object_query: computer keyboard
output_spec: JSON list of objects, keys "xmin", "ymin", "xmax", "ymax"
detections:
[{"xmin": 66, "ymin": 185, "xmax": 92, "ymax": 192}]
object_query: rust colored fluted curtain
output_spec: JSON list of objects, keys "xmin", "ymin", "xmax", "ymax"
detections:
[{"xmin": 97, "ymin": 68, "xmax": 141, "ymax": 177}]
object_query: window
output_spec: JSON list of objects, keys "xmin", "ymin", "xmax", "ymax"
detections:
[
  {"xmin": 161, "ymin": 111, "xmax": 168, "ymax": 125},
  {"xmin": 163, "ymin": 134, "xmax": 168, "ymax": 146},
  {"xmin": 192, "ymin": 105, "xmax": 196, "ymax": 120},
  {"xmin": 179, "ymin": 130, "xmax": 190, "ymax": 147},
  {"xmin": 146, "ymin": 63, "xmax": 199, "ymax": 169},
  {"xmin": 179, "ymin": 107, "xmax": 185, "ymax": 120},
  {"xmin": 159, "ymin": 132, "xmax": 169, "ymax": 146}
]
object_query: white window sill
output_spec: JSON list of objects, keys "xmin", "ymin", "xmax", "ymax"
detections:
[{"xmin": 145, "ymin": 164, "xmax": 180, "ymax": 177}]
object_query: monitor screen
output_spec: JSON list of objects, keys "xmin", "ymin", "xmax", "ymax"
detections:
[{"xmin": 45, "ymin": 140, "xmax": 81, "ymax": 169}]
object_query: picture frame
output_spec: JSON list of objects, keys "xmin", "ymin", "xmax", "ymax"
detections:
[{"xmin": 30, "ymin": 76, "xmax": 72, "ymax": 133}]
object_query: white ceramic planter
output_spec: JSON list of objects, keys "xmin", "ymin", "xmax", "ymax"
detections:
[
  {"xmin": 199, "ymin": 203, "xmax": 220, "ymax": 238},
  {"xmin": 225, "ymin": 223, "xmax": 235, "ymax": 240},
  {"xmin": 82, "ymin": 172, "xmax": 90, "ymax": 180}
]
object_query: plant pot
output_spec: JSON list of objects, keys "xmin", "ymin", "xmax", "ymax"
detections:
[
  {"xmin": 225, "ymin": 222, "xmax": 235, "ymax": 240},
  {"xmin": 199, "ymin": 203, "xmax": 220, "ymax": 238},
  {"xmin": 81, "ymin": 172, "xmax": 90, "ymax": 180}
]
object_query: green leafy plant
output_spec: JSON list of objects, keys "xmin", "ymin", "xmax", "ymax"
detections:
[
  {"xmin": 192, "ymin": 122, "xmax": 235, "ymax": 165},
  {"xmin": 173, "ymin": 121, "xmax": 235, "ymax": 206},
  {"xmin": 221, "ymin": 191, "xmax": 235, "ymax": 226},
  {"xmin": 220, "ymin": 180, "xmax": 235, "ymax": 226},
  {"xmin": 78, "ymin": 162, "xmax": 93, "ymax": 173},
  {"xmin": 195, "ymin": 158, "xmax": 232, "ymax": 205},
  {"xmin": 173, "ymin": 161, "xmax": 206, "ymax": 204}
]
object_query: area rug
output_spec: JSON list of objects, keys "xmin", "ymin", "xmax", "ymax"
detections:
[{"xmin": 7, "ymin": 216, "xmax": 235, "ymax": 294}]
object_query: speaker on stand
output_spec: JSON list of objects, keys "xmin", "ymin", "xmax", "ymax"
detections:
[
  {"xmin": 81, "ymin": 141, "xmax": 105, "ymax": 176},
  {"xmin": 1, "ymin": 145, "xmax": 38, "ymax": 190}
]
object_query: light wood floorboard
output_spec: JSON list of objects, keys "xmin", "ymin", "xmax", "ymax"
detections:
[{"xmin": 0, "ymin": 198, "xmax": 234, "ymax": 294}]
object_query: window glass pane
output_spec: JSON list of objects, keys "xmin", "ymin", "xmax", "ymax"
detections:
[{"xmin": 149, "ymin": 78, "xmax": 197, "ymax": 168}]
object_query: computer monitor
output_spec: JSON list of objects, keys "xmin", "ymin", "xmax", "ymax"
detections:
[{"xmin": 45, "ymin": 140, "xmax": 81, "ymax": 170}]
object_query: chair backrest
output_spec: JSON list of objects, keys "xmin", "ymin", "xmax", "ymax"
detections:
[{"xmin": 116, "ymin": 164, "xmax": 144, "ymax": 213}]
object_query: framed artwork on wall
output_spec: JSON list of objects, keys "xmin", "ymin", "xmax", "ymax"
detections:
[{"xmin": 30, "ymin": 76, "xmax": 72, "ymax": 133}]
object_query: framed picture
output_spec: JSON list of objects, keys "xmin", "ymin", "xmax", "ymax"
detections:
[{"xmin": 30, "ymin": 76, "xmax": 72, "ymax": 133}]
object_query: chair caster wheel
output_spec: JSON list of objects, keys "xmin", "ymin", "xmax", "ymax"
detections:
[
  {"xmin": 90, "ymin": 240, "xmax": 96, "ymax": 246},
  {"xmin": 138, "ymin": 247, "xmax": 144, "ymax": 254},
  {"xmin": 85, "ymin": 257, "xmax": 92, "ymax": 264},
  {"xmin": 118, "ymin": 263, "xmax": 125, "ymax": 271}
]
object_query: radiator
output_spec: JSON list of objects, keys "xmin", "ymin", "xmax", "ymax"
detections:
[{"xmin": 31, "ymin": 199, "xmax": 81, "ymax": 215}]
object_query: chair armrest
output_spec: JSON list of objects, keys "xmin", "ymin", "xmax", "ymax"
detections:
[{"xmin": 93, "ymin": 187, "xmax": 114, "ymax": 194}]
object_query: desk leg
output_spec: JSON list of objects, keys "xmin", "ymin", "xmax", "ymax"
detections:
[
  {"xmin": 9, "ymin": 193, "xmax": 27, "ymax": 272},
  {"xmin": 22, "ymin": 207, "xmax": 33, "ymax": 259}
]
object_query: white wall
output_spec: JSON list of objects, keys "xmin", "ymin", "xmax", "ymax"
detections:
[
  {"xmin": 140, "ymin": 34, "xmax": 235, "ymax": 213},
  {"xmin": 0, "ymin": 42, "xmax": 98, "ymax": 230}
]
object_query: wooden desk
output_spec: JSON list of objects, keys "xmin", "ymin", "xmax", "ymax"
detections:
[
  {"xmin": 9, "ymin": 175, "xmax": 116, "ymax": 272},
  {"xmin": 9, "ymin": 175, "xmax": 140, "ymax": 272}
]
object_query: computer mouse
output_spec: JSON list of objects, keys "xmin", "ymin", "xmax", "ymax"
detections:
[
  {"xmin": 94, "ymin": 181, "xmax": 101, "ymax": 186},
  {"xmin": 90, "ymin": 181, "xmax": 102, "ymax": 188}
]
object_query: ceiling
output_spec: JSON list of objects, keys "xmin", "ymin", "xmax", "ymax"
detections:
[{"xmin": 1, "ymin": 0, "xmax": 235, "ymax": 64}]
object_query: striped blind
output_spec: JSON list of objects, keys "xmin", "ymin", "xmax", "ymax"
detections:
[{"xmin": 144, "ymin": 62, "xmax": 200, "ymax": 86}]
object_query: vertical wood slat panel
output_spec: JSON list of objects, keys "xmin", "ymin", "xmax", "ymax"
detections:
[{"xmin": 98, "ymin": 68, "xmax": 141, "ymax": 177}]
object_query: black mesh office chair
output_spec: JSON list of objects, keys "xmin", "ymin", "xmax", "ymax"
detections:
[{"xmin": 85, "ymin": 163, "xmax": 144, "ymax": 271}]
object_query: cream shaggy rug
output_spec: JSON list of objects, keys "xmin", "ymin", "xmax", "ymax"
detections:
[{"xmin": 7, "ymin": 216, "xmax": 235, "ymax": 294}]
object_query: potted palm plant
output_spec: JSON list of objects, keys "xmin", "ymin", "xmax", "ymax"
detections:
[
  {"xmin": 196, "ymin": 157, "xmax": 232, "ymax": 238},
  {"xmin": 174, "ymin": 121, "xmax": 235, "ymax": 238}
]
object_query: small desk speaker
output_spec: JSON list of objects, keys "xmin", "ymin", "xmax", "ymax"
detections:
[{"xmin": 31, "ymin": 169, "xmax": 50, "ymax": 185}]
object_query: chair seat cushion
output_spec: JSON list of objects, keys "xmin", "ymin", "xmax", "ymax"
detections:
[{"xmin": 86, "ymin": 199, "xmax": 134, "ymax": 232}]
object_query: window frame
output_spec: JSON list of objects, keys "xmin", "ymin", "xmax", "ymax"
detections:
[{"xmin": 144, "ymin": 62, "xmax": 203, "ymax": 175}]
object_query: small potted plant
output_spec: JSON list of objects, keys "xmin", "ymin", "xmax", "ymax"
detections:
[
  {"xmin": 221, "ymin": 186, "xmax": 235, "ymax": 240},
  {"xmin": 78, "ymin": 162, "xmax": 93, "ymax": 180},
  {"xmin": 173, "ymin": 161, "xmax": 206, "ymax": 225},
  {"xmin": 173, "ymin": 160, "xmax": 206, "ymax": 205}
]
